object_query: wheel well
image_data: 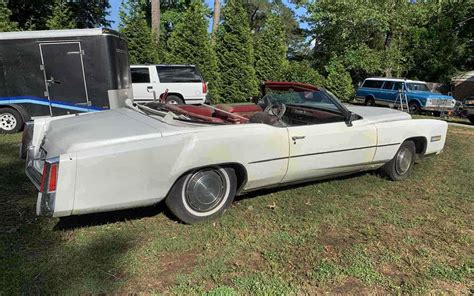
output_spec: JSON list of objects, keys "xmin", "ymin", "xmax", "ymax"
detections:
[
  {"xmin": 168, "ymin": 163, "xmax": 248, "ymax": 198},
  {"xmin": 366, "ymin": 95, "xmax": 375, "ymax": 101},
  {"xmin": 405, "ymin": 137, "xmax": 427, "ymax": 155},
  {"xmin": 161, "ymin": 92, "xmax": 184, "ymax": 100},
  {"xmin": 408, "ymin": 99, "xmax": 420, "ymax": 106}
]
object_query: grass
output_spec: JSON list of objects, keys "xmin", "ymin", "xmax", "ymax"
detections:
[{"xmin": 0, "ymin": 126, "xmax": 473, "ymax": 294}]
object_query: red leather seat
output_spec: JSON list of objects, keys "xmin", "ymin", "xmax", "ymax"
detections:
[{"xmin": 176, "ymin": 105, "xmax": 214, "ymax": 118}]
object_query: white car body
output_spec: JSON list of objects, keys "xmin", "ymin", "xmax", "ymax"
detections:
[
  {"xmin": 23, "ymin": 100, "xmax": 447, "ymax": 219},
  {"xmin": 130, "ymin": 64, "xmax": 207, "ymax": 105}
]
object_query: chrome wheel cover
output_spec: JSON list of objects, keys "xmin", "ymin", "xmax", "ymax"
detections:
[
  {"xmin": 395, "ymin": 147, "xmax": 413, "ymax": 175},
  {"xmin": 0, "ymin": 113, "xmax": 17, "ymax": 131},
  {"xmin": 167, "ymin": 99, "xmax": 179, "ymax": 105},
  {"xmin": 184, "ymin": 169, "xmax": 228, "ymax": 213}
]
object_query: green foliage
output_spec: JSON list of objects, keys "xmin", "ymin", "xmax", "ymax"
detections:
[
  {"xmin": 119, "ymin": 0, "xmax": 160, "ymax": 64},
  {"xmin": 216, "ymin": 0, "xmax": 258, "ymax": 102},
  {"xmin": 283, "ymin": 61, "xmax": 325, "ymax": 87},
  {"xmin": 254, "ymin": 13, "xmax": 287, "ymax": 82},
  {"xmin": 325, "ymin": 59, "xmax": 354, "ymax": 102},
  {"xmin": 7, "ymin": 0, "xmax": 110, "ymax": 30},
  {"xmin": 46, "ymin": 0, "xmax": 76, "ymax": 30},
  {"xmin": 0, "ymin": 0, "xmax": 17, "ymax": 32},
  {"xmin": 166, "ymin": 0, "xmax": 221, "ymax": 101}
]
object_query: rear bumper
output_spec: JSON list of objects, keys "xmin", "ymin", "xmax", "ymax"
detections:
[{"xmin": 422, "ymin": 106, "xmax": 454, "ymax": 111}]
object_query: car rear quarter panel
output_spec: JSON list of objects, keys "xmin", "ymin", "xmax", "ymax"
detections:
[
  {"xmin": 373, "ymin": 119, "xmax": 448, "ymax": 162},
  {"xmin": 70, "ymin": 124, "xmax": 289, "ymax": 215}
]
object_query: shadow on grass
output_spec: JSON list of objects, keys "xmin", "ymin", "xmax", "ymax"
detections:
[
  {"xmin": 0, "ymin": 136, "xmax": 145, "ymax": 294},
  {"xmin": 54, "ymin": 202, "xmax": 170, "ymax": 231}
]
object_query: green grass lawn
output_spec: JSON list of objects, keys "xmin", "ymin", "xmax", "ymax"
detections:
[{"xmin": 1, "ymin": 127, "xmax": 473, "ymax": 294}]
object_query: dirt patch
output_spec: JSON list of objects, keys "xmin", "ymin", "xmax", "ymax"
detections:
[{"xmin": 124, "ymin": 251, "xmax": 198, "ymax": 293}]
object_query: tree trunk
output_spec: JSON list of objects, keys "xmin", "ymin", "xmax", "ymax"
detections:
[
  {"xmin": 151, "ymin": 0, "xmax": 160, "ymax": 44},
  {"xmin": 211, "ymin": 0, "xmax": 221, "ymax": 45}
]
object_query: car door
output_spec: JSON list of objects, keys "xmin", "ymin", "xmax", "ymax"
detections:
[
  {"xmin": 379, "ymin": 81, "xmax": 397, "ymax": 105},
  {"xmin": 281, "ymin": 91, "xmax": 377, "ymax": 183},
  {"xmin": 130, "ymin": 66, "xmax": 153, "ymax": 102}
]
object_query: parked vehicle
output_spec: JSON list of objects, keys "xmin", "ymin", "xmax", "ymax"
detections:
[
  {"xmin": 462, "ymin": 96, "xmax": 474, "ymax": 124},
  {"xmin": 0, "ymin": 28, "xmax": 132, "ymax": 133},
  {"xmin": 22, "ymin": 81, "xmax": 447, "ymax": 224},
  {"xmin": 355, "ymin": 78, "xmax": 456, "ymax": 114},
  {"xmin": 130, "ymin": 64, "xmax": 207, "ymax": 105}
]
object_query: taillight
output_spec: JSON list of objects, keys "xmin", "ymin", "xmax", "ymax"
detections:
[
  {"xmin": 40, "ymin": 165, "xmax": 47, "ymax": 192},
  {"xmin": 39, "ymin": 158, "xmax": 59, "ymax": 193},
  {"xmin": 48, "ymin": 163, "xmax": 58, "ymax": 192},
  {"xmin": 202, "ymin": 82, "xmax": 207, "ymax": 93}
]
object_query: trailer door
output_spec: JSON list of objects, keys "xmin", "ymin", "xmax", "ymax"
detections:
[{"xmin": 39, "ymin": 42, "xmax": 89, "ymax": 115}]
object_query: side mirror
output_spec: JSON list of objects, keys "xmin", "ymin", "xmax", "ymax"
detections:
[{"xmin": 345, "ymin": 112, "xmax": 358, "ymax": 127}]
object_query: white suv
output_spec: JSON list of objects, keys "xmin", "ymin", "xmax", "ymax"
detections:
[{"xmin": 130, "ymin": 64, "xmax": 208, "ymax": 104}]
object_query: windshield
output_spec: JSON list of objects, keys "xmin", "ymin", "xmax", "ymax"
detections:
[
  {"xmin": 262, "ymin": 89, "xmax": 342, "ymax": 112},
  {"xmin": 406, "ymin": 83, "xmax": 430, "ymax": 92}
]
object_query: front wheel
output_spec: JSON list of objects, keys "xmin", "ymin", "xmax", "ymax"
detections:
[
  {"xmin": 380, "ymin": 141, "xmax": 416, "ymax": 181},
  {"xmin": 468, "ymin": 115, "xmax": 474, "ymax": 124},
  {"xmin": 408, "ymin": 101, "xmax": 421, "ymax": 114},
  {"xmin": 165, "ymin": 167, "xmax": 237, "ymax": 224}
]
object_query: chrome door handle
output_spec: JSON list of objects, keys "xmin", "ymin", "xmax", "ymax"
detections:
[{"xmin": 292, "ymin": 136, "xmax": 306, "ymax": 141}]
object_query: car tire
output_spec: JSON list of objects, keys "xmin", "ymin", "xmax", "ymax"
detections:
[
  {"xmin": 165, "ymin": 166, "xmax": 237, "ymax": 224},
  {"xmin": 365, "ymin": 97, "xmax": 375, "ymax": 106},
  {"xmin": 380, "ymin": 140, "xmax": 416, "ymax": 181},
  {"xmin": 165, "ymin": 95, "xmax": 185, "ymax": 105},
  {"xmin": 0, "ymin": 108, "xmax": 23, "ymax": 134},
  {"xmin": 468, "ymin": 115, "xmax": 474, "ymax": 124},
  {"xmin": 408, "ymin": 101, "xmax": 421, "ymax": 114}
]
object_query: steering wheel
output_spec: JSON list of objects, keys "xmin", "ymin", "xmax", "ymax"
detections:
[{"xmin": 264, "ymin": 102, "xmax": 287, "ymax": 119}]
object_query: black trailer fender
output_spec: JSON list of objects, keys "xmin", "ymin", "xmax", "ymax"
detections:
[{"xmin": 8, "ymin": 104, "xmax": 31, "ymax": 123}]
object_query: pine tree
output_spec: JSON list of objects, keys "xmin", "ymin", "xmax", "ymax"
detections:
[
  {"xmin": 254, "ymin": 13, "xmax": 287, "ymax": 82},
  {"xmin": 0, "ymin": 0, "xmax": 17, "ymax": 32},
  {"xmin": 46, "ymin": 0, "xmax": 76, "ymax": 30},
  {"xmin": 119, "ymin": 0, "xmax": 160, "ymax": 64},
  {"xmin": 216, "ymin": 0, "xmax": 258, "ymax": 102},
  {"xmin": 167, "ymin": 0, "xmax": 221, "ymax": 101}
]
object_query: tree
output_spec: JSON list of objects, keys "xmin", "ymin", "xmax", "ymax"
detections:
[
  {"xmin": 119, "ymin": 0, "xmax": 159, "ymax": 64},
  {"xmin": 0, "ymin": 0, "xmax": 17, "ymax": 32},
  {"xmin": 46, "ymin": 0, "xmax": 76, "ymax": 30},
  {"xmin": 166, "ymin": 0, "xmax": 220, "ymax": 100},
  {"xmin": 216, "ymin": 0, "xmax": 258, "ymax": 102},
  {"xmin": 211, "ymin": 0, "xmax": 221, "ymax": 45},
  {"xmin": 254, "ymin": 13, "xmax": 287, "ymax": 82},
  {"xmin": 283, "ymin": 61, "xmax": 325, "ymax": 86},
  {"xmin": 324, "ymin": 59, "xmax": 354, "ymax": 102},
  {"xmin": 151, "ymin": 0, "xmax": 160, "ymax": 44},
  {"xmin": 7, "ymin": 0, "xmax": 110, "ymax": 30}
]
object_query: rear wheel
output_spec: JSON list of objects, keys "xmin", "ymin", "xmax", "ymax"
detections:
[
  {"xmin": 365, "ymin": 97, "xmax": 375, "ymax": 106},
  {"xmin": 165, "ymin": 166, "xmax": 237, "ymax": 224},
  {"xmin": 0, "ymin": 108, "xmax": 23, "ymax": 134},
  {"xmin": 380, "ymin": 141, "xmax": 416, "ymax": 181},
  {"xmin": 165, "ymin": 95, "xmax": 185, "ymax": 105}
]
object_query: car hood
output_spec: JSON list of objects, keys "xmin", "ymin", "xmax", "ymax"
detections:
[
  {"xmin": 347, "ymin": 105, "xmax": 411, "ymax": 124},
  {"xmin": 42, "ymin": 108, "xmax": 166, "ymax": 156}
]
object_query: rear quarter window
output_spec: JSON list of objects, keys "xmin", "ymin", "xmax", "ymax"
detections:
[
  {"xmin": 362, "ymin": 80, "xmax": 384, "ymax": 89},
  {"xmin": 157, "ymin": 66, "xmax": 203, "ymax": 83},
  {"xmin": 131, "ymin": 68, "xmax": 150, "ymax": 83}
]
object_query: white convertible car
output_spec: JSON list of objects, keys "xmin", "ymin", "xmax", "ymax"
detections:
[{"xmin": 22, "ymin": 82, "xmax": 448, "ymax": 224}]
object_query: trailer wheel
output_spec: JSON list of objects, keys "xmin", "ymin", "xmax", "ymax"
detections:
[{"xmin": 0, "ymin": 108, "xmax": 23, "ymax": 134}]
